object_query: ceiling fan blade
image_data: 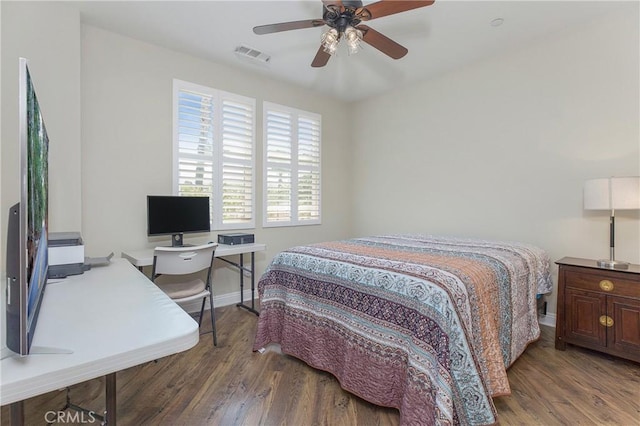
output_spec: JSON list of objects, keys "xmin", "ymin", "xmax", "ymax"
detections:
[
  {"xmin": 253, "ymin": 19, "xmax": 326, "ymax": 35},
  {"xmin": 311, "ymin": 46, "xmax": 331, "ymax": 68},
  {"xmin": 358, "ymin": 25, "xmax": 408, "ymax": 59},
  {"xmin": 358, "ymin": 0, "xmax": 434, "ymax": 21}
]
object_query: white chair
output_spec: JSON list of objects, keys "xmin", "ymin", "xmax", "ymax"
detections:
[{"xmin": 151, "ymin": 242, "xmax": 218, "ymax": 346}]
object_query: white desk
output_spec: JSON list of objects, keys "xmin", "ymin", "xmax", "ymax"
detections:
[
  {"xmin": 0, "ymin": 259, "xmax": 199, "ymax": 424},
  {"xmin": 121, "ymin": 243, "xmax": 266, "ymax": 315}
]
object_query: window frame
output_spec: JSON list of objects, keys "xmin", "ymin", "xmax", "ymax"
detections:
[
  {"xmin": 262, "ymin": 101, "xmax": 322, "ymax": 228},
  {"xmin": 173, "ymin": 79, "xmax": 256, "ymax": 231}
]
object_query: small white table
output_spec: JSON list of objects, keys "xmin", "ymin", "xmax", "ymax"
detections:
[
  {"xmin": 121, "ymin": 243, "xmax": 266, "ymax": 315},
  {"xmin": 0, "ymin": 259, "xmax": 199, "ymax": 425}
]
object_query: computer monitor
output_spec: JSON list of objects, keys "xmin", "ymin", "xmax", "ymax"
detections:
[{"xmin": 147, "ymin": 195, "xmax": 211, "ymax": 246}]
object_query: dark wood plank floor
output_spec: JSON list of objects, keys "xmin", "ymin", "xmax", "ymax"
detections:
[{"xmin": 2, "ymin": 305, "xmax": 638, "ymax": 425}]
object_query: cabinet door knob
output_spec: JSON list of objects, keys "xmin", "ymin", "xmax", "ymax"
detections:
[
  {"xmin": 599, "ymin": 279, "xmax": 614, "ymax": 291},
  {"xmin": 599, "ymin": 315, "xmax": 614, "ymax": 327}
]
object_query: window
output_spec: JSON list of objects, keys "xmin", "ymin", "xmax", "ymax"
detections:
[
  {"xmin": 263, "ymin": 102, "xmax": 321, "ymax": 227},
  {"xmin": 173, "ymin": 79, "xmax": 255, "ymax": 230}
]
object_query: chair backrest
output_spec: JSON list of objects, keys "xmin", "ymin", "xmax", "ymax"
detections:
[{"xmin": 152, "ymin": 243, "xmax": 217, "ymax": 277}]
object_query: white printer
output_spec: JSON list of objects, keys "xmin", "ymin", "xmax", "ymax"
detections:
[{"xmin": 48, "ymin": 232, "xmax": 89, "ymax": 278}]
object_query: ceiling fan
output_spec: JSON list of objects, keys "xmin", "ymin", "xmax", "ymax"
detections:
[{"xmin": 253, "ymin": 0, "xmax": 435, "ymax": 68}]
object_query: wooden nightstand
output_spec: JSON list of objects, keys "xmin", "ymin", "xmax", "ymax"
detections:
[{"xmin": 555, "ymin": 257, "xmax": 640, "ymax": 363}]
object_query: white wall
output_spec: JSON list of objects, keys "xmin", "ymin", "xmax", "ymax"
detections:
[
  {"xmin": 351, "ymin": 8, "xmax": 640, "ymax": 315},
  {"xmin": 80, "ymin": 26, "xmax": 353, "ymax": 296}
]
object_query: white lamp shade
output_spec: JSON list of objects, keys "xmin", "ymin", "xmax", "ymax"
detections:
[{"xmin": 584, "ymin": 176, "xmax": 640, "ymax": 210}]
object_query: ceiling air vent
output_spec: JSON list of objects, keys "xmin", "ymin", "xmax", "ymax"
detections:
[{"xmin": 234, "ymin": 45, "xmax": 271, "ymax": 66}]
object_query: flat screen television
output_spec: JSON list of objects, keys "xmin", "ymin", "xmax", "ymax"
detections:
[
  {"xmin": 5, "ymin": 58, "xmax": 50, "ymax": 356},
  {"xmin": 147, "ymin": 195, "xmax": 211, "ymax": 246}
]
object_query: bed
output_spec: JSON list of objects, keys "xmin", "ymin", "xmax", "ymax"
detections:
[{"xmin": 253, "ymin": 235, "xmax": 553, "ymax": 425}]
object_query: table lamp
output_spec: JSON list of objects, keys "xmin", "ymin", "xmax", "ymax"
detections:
[{"xmin": 584, "ymin": 176, "xmax": 640, "ymax": 269}]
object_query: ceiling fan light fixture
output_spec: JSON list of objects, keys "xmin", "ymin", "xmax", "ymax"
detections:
[
  {"xmin": 345, "ymin": 26, "xmax": 363, "ymax": 55},
  {"xmin": 321, "ymin": 28, "xmax": 339, "ymax": 55}
]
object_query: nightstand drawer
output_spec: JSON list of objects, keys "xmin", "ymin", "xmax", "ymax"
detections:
[{"xmin": 564, "ymin": 270, "xmax": 639, "ymax": 298}]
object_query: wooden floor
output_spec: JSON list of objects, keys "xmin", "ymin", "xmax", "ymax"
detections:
[{"xmin": 2, "ymin": 305, "xmax": 639, "ymax": 425}]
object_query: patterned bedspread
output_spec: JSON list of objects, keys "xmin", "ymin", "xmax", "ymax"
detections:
[{"xmin": 253, "ymin": 235, "xmax": 553, "ymax": 425}]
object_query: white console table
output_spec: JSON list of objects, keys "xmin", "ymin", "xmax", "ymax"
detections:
[
  {"xmin": 0, "ymin": 259, "xmax": 199, "ymax": 425},
  {"xmin": 122, "ymin": 243, "xmax": 266, "ymax": 315}
]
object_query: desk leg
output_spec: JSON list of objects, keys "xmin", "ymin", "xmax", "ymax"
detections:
[
  {"xmin": 251, "ymin": 252, "xmax": 256, "ymax": 311},
  {"xmin": 10, "ymin": 401, "xmax": 24, "ymax": 425},
  {"xmin": 105, "ymin": 373, "xmax": 116, "ymax": 425},
  {"xmin": 231, "ymin": 252, "xmax": 259, "ymax": 316},
  {"xmin": 239, "ymin": 253, "xmax": 245, "ymax": 307}
]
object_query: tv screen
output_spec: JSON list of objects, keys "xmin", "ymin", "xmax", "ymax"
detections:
[
  {"xmin": 5, "ymin": 57, "xmax": 49, "ymax": 356},
  {"xmin": 147, "ymin": 195, "xmax": 210, "ymax": 246}
]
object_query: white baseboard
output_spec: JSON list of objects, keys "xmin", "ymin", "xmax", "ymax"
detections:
[
  {"xmin": 179, "ymin": 289, "xmax": 256, "ymax": 314},
  {"xmin": 538, "ymin": 313, "xmax": 556, "ymax": 328}
]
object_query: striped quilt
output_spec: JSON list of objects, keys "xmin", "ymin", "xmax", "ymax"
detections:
[{"xmin": 253, "ymin": 235, "xmax": 553, "ymax": 425}]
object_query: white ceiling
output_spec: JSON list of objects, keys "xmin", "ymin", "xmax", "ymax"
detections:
[{"xmin": 70, "ymin": 1, "xmax": 634, "ymax": 102}]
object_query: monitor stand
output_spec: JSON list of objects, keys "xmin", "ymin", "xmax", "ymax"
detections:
[{"xmin": 171, "ymin": 233, "xmax": 184, "ymax": 247}]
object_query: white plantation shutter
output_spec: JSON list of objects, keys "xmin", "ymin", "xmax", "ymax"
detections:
[
  {"xmin": 263, "ymin": 102, "xmax": 321, "ymax": 227},
  {"xmin": 265, "ymin": 110, "xmax": 292, "ymax": 223},
  {"xmin": 175, "ymin": 89, "xmax": 214, "ymax": 201},
  {"xmin": 219, "ymin": 97, "xmax": 254, "ymax": 227},
  {"xmin": 174, "ymin": 80, "xmax": 255, "ymax": 230},
  {"xmin": 297, "ymin": 115, "xmax": 321, "ymax": 222}
]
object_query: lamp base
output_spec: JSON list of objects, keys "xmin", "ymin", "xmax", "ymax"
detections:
[{"xmin": 597, "ymin": 259, "xmax": 630, "ymax": 270}]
